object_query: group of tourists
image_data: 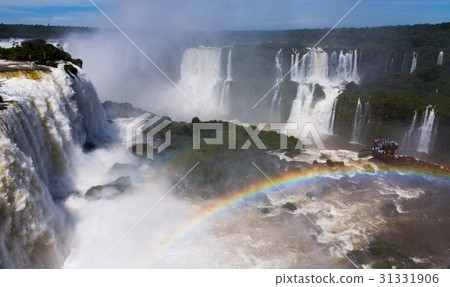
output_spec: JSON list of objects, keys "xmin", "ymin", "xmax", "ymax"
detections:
[
  {"xmin": 372, "ymin": 138, "xmax": 398, "ymax": 155},
  {"xmin": 371, "ymin": 138, "xmax": 450, "ymax": 172}
]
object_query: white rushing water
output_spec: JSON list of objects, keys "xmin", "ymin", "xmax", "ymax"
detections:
[
  {"xmin": 0, "ymin": 64, "xmax": 108, "ymax": 268},
  {"xmin": 410, "ymin": 52, "xmax": 418, "ymax": 74},
  {"xmin": 219, "ymin": 49, "xmax": 233, "ymax": 112},
  {"xmin": 402, "ymin": 111, "xmax": 418, "ymax": 150},
  {"xmin": 1, "ymin": 61, "xmax": 448, "ymax": 269},
  {"xmin": 437, "ymin": 51, "xmax": 443, "ymax": 65},
  {"xmin": 288, "ymin": 48, "xmax": 359, "ymax": 135},
  {"xmin": 270, "ymin": 49, "xmax": 283, "ymax": 122},
  {"xmin": 179, "ymin": 47, "xmax": 230, "ymax": 118},
  {"xmin": 351, "ymin": 99, "xmax": 371, "ymax": 145},
  {"xmin": 417, "ymin": 106, "xmax": 436, "ymax": 153},
  {"xmin": 402, "ymin": 106, "xmax": 437, "ymax": 154}
]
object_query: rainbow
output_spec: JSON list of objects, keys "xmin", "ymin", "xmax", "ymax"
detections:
[{"xmin": 144, "ymin": 164, "xmax": 450, "ymax": 266}]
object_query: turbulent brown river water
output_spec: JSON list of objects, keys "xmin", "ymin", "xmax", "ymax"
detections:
[{"xmin": 63, "ymin": 133, "xmax": 450, "ymax": 268}]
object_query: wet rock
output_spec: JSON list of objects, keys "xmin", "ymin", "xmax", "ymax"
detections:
[
  {"xmin": 282, "ymin": 202, "xmax": 297, "ymax": 211},
  {"xmin": 85, "ymin": 176, "xmax": 132, "ymax": 200}
]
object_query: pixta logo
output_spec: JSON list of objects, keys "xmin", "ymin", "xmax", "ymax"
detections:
[
  {"xmin": 192, "ymin": 122, "xmax": 325, "ymax": 150},
  {"xmin": 126, "ymin": 113, "xmax": 172, "ymax": 159},
  {"xmin": 126, "ymin": 114, "xmax": 325, "ymax": 159}
]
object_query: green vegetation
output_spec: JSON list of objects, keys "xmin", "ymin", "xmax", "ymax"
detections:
[
  {"xmin": 372, "ymin": 260, "xmax": 393, "ymax": 269},
  {"xmin": 0, "ymin": 39, "xmax": 83, "ymax": 69},
  {"xmin": 348, "ymin": 241, "xmax": 415, "ymax": 268},
  {"xmin": 363, "ymin": 164, "xmax": 375, "ymax": 172},
  {"xmin": 305, "ymin": 192, "xmax": 315, "ymax": 199},
  {"xmin": 64, "ymin": 64, "xmax": 78, "ymax": 76},
  {"xmin": 358, "ymin": 149, "xmax": 372, "ymax": 158},
  {"xmin": 282, "ymin": 202, "xmax": 297, "ymax": 211},
  {"xmin": 334, "ymin": 63, "xmax": 450, "ymax": 159},
  {"xmin": 45, "ymin": 60, "xmax": 57, "ymax": 68},
  {"xmin": 131, "ymin": 119, "xmax": 302, "ymax": 198},
  {"xmin": 351, "ymin": 249, "xmax": 367, "ymax": 264},
  {"xmin": 326, "ymin": 159, "xmax": 345, "ymax": 167},
  {"xmin": 260, "ymin": 207, "xmax": 271, "ymax": 214},
  {"xmin": 0, "ymin": 24, "xmax": 94, "ymax": 39},
  {"xmin": 369, "ymin": 241, "xmax": 409, "ymax": 259},
  {"xmin": 425, "ymin": 190, "xmax": 434, "ymax": 197}
]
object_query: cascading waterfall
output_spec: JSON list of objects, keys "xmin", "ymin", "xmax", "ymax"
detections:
[
  {"xmin": 329, "ymin": 51, "xmax": 338, "ymax": 78},
  {"xmin": 417, "ymin": 106, "xmax": 436, "ymax": 153},
  {"xmin": 0, "ymin": 64, "xmax": 108, "ymax": 268},
  {"xmin": 351, "ymin": 98, "xmax": 362, "ymax": 143},
  {"xmin": 179, "ymin": 47, "xmax": 227, "ymax": 117},
  {"xmin": 402, "ymin": 111, "xmax": 418, "ymax": 150},
  {"xmin": 219, "ymin": 49, "xmax": 233, "ymax": 112},
  {"xmin": 328, "ymin": 98, "xmax": 337, "ymax": 133},
  {"xmin": 351, "ymin": 99, "xmax": 371, "ymax": 144},
  {"xmin": 410, "ymin": 52, "xmax": 418, "ymax": 74},
  {"xmin": 270, "ymin": 49, "xmax": 283, "ymax": 122},
  {"xmin": 437, "ymin": 51, "xmax": 443, "ymax": 65},
  {"xmin": 287, "ymin": 48, "xmax": 359, "ymax": 134},
  {"xmin": 401, "ymin": 106, "xmax": 437, "ymax": 154}
]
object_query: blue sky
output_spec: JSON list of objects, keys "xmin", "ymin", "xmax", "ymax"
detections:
[{"xmin": 0, "ymin": 0, "xmax": 449, "ymax": 30}]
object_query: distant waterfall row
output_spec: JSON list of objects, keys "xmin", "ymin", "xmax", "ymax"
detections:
[
  {"xmin": 392, "ymin": 51, "xmax": 444, "ymax": 74},
  {"xmin": 402, "ymin": 106, "xmax": 437, "ymax": 154},
  {"xmin": 179, "ymin": 46, "xmax": 360, "ymax": 130},
  {"xmin": 0, "ymin": 65, "xmax": 108, "ymax": 268},
  {"xmin": 290, "ymin": 48, "xmax": 359, "ymax": 84},
  {"xmin": 178, "ymin": 47, "xmax": 232, "ymax": 117},
  {"xmin": 351, "ymin": 98, "xmax": 371, "ymax": 145},
  {"xmin": 287, "ymin": 48, "xmax": 360, "ymax": 135}
]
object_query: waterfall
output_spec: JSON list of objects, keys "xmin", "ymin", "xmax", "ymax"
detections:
[
  {"xmin": 417, "ymin": 106, "xmax": 436, "ymax": 153},
  {"xmin": 0, "ymin": 64, "xmax": 108, "ymax": 268},
  {"xmin": 350, "ymin": 99, "xmax": 371, "ymax": 144},
  {"xmin": 410, "ymin": 52, "xmax": 418, "ymax": 74},
  {"xmin": 219, "ymin": 49, "xmax": 233, "ymax": 112},
  {"xmin": 351, "ymin": 98, "xmax": 363, "ymax": 143},
  {"xmin": 270, "ymin": 49, "xmax": 283, "ymax": 122},
  {"xmin": 352, "ymin": 50, "xmax": 359, "ymax": 81},
  {"xmin": 361, "ymin": 101, "xmax": 371, "ymax": 144},
  {"xmin": 329, "ymin": 51, "xmax": 338, "ymax": 78},
  {"xmin": 437, "ymin": 51, "xmax": 443, "ymax": 65},
  {"xmin": 328, "ymin": 98, "xmax": 337, "ymax": 133},
  {"xmin": 179, "ymin": 47, "xmax": 226, "ymax": 116},
  {"xmin": 350, "ymin": 98, "xmax": 361, "ymax": 144},
  {"xmin": 402, "ymin": 111, "xmax": 418, "ymax": 150},
  {"xmin": 287, "ymin": 48, "xmax": 359, "ymax": 134},
  {"xmin": 402, "ymin": 107, "xmax": 437, "ymax": 154}
]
